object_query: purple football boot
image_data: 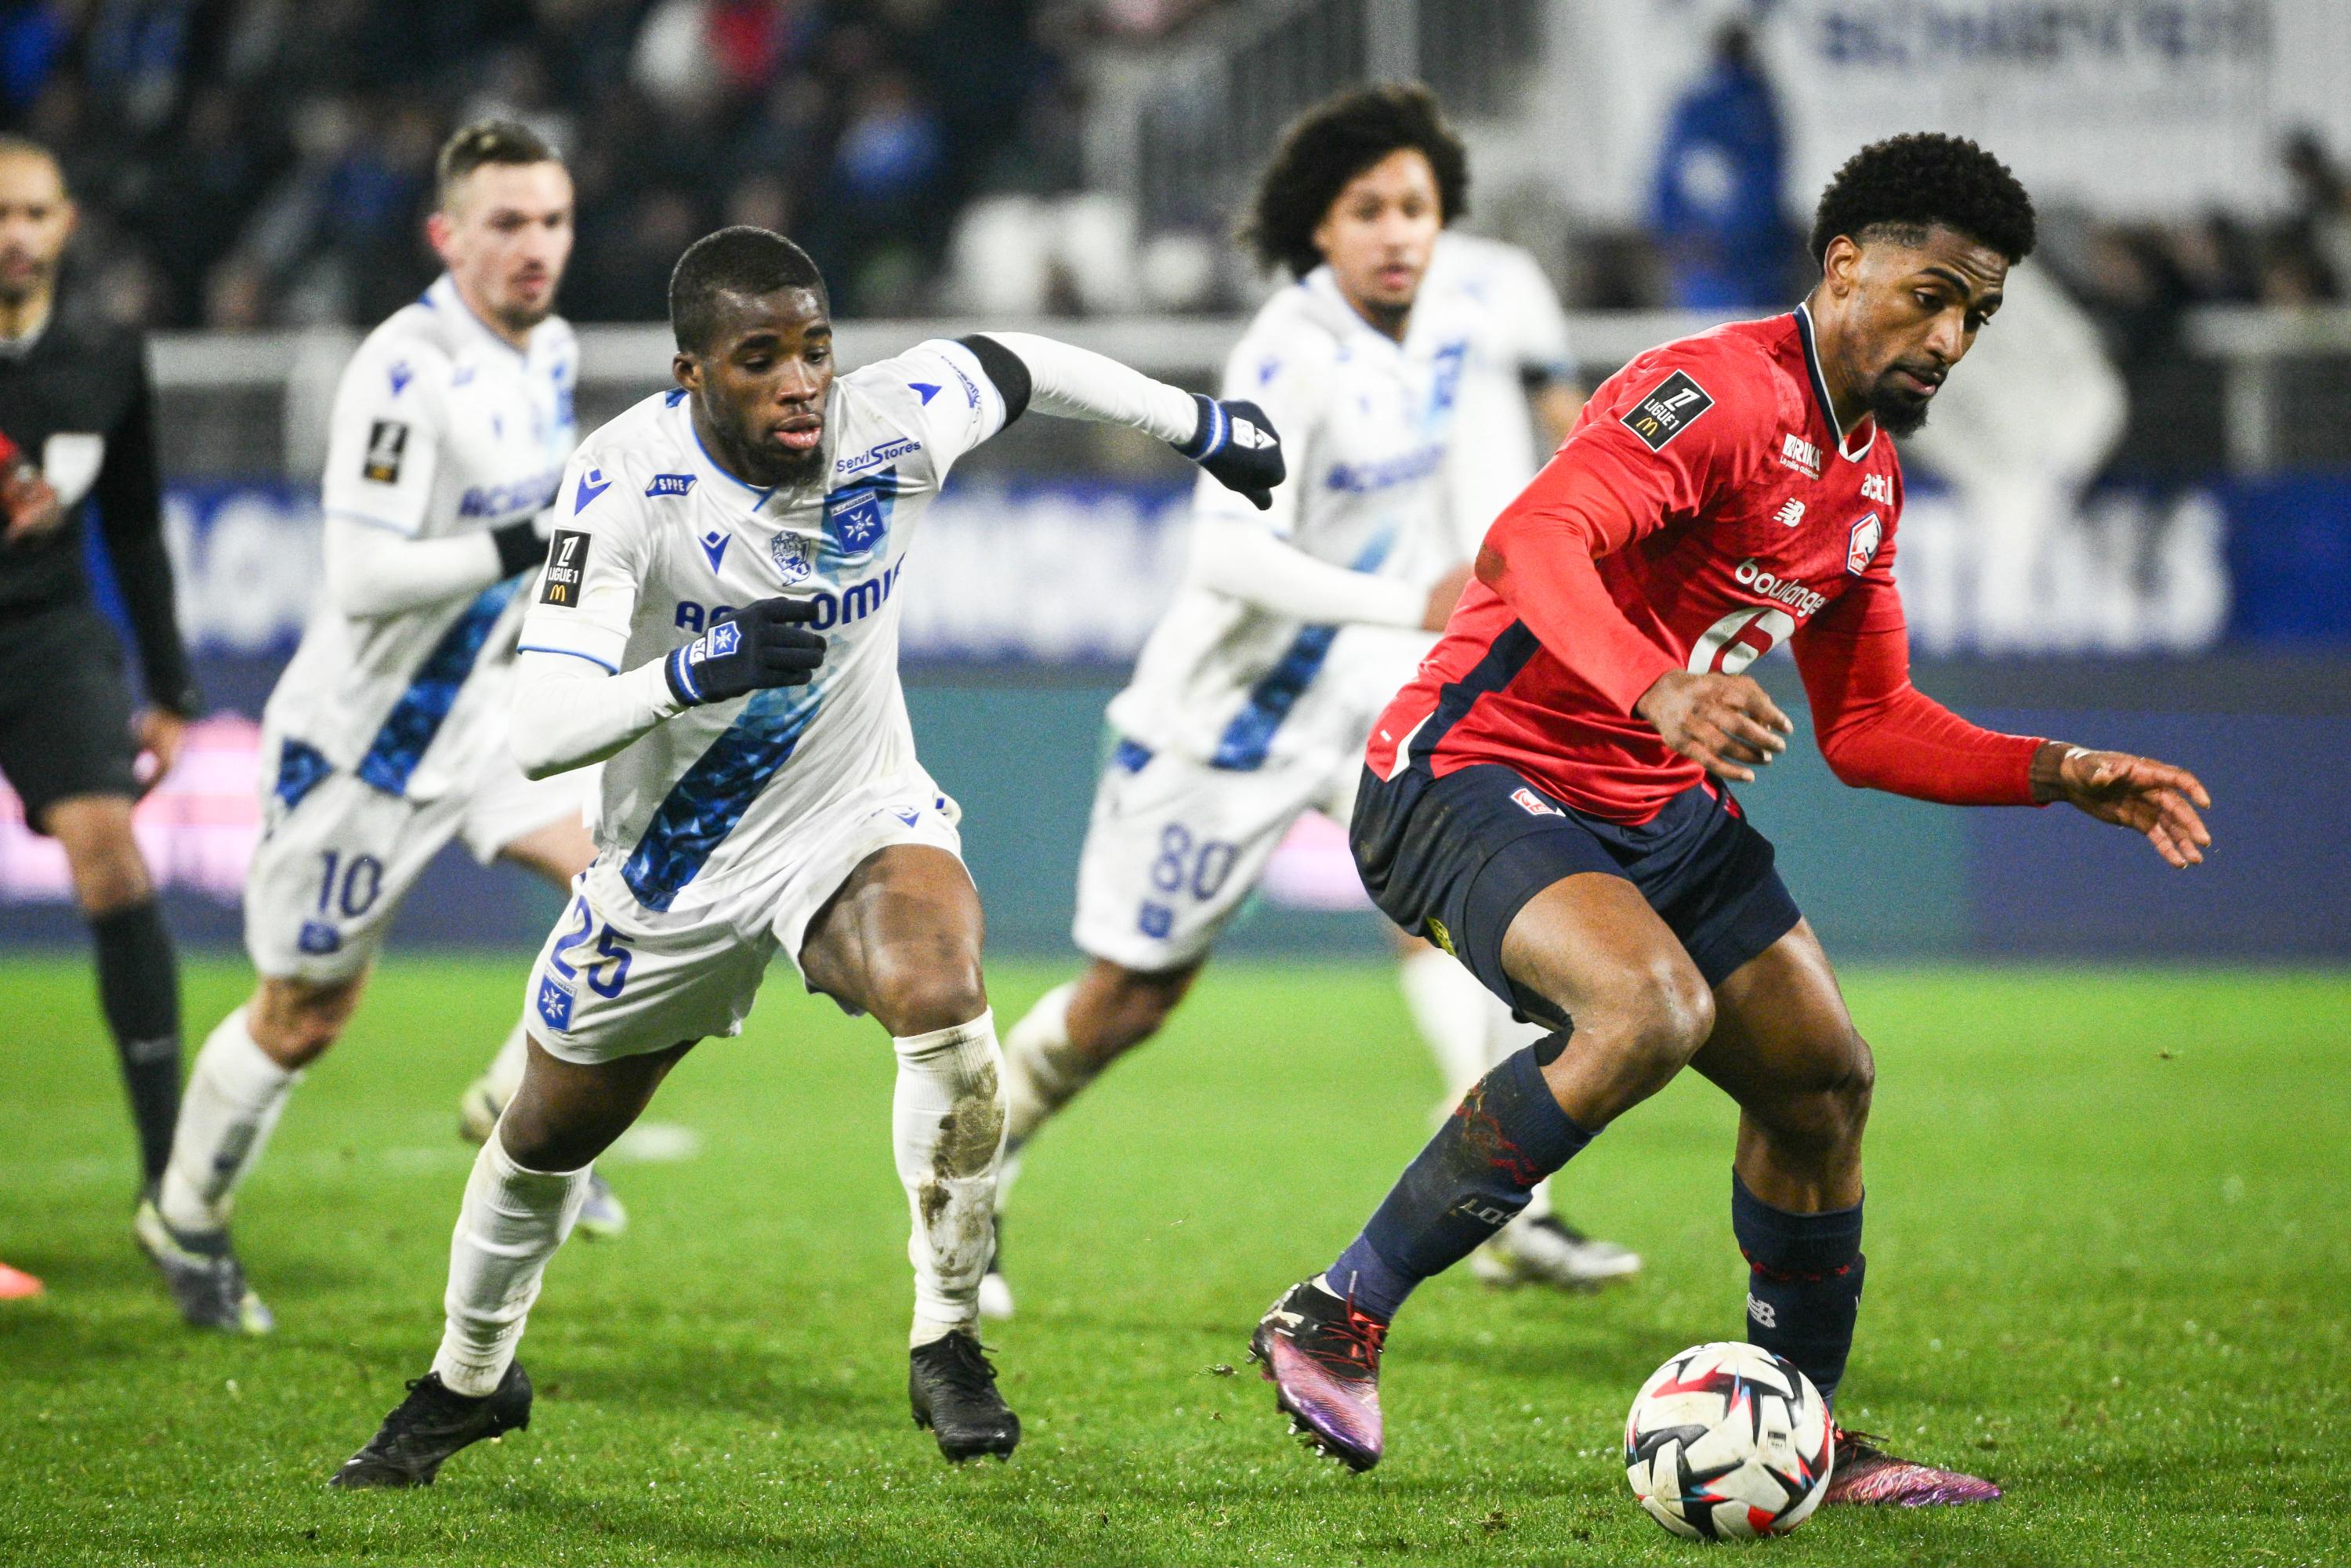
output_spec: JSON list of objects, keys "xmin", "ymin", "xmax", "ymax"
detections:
[
  {"xmin": 1248, "ymin": 1277, "xmax": 1389, "ymax": 1472},
  {"xmin": 1825, "ymin": 1427, "xmax": 2003, "ymax": 1506}
]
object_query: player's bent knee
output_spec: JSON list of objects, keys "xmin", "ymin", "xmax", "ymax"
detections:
[
  {"xmin": 1601, "ymin": 960, "xmax": 1717, "ymax": 1084},
  {"xmin": 1754, "ymin": 1034, "xmax": 1875, "ymax": 1156},
  {"xmin": 252, "ymin": 977, "xmax": 364, "ymax": 1066},
  {"xmin": 871, "ymin": 952, "xmax": 988, "ymax": 1040},
  {"xmin": 1070, "ymin": 960, "xmax": 1196, "ymax": 1060}
]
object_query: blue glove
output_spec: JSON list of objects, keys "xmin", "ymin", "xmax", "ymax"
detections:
[
  {"xmin": 662, "ymin": 597, "xmax": 826, "ymax": 706},
  {"xmin": 1174, "ymin": 393, "xmax": 1285, "ymax": 510}
]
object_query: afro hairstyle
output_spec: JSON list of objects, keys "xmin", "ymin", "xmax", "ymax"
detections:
[
  {"xmin": 1809, "ymin": 132, "xmax": 2037, "ymax": 266},
  {"xmin": 1239, "ymin": 81, "xmax": 1468, "ymax": 278}
]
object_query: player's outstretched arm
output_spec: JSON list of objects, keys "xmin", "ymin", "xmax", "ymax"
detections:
[
  {"xmin": 967, "ymin": 331, "xmax": 1284, "ymax": 508},
  {"xmin": 2030, "ymin": 744, "xmax": 2213, "ymax": 868},
  {"xmin": 510, "ymin": 599, "xmax": 825, "ymax": 779},
  {"xmin": 1189, "ymin": 518, "xmax": 1465, "ymax": 631},
  {"xmin": 324, "ymin": 512, "xmax": 552, "ymax": 619}
]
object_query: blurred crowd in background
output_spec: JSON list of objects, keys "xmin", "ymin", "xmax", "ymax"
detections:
[{"xmin": 12, "ymin": 0, "xmax": 2349, "ymax": 339}]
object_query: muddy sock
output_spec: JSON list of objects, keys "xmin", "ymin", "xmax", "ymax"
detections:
[{"xmin": 894, "ymin": 1012, "xmax": 1006, "ymax": 1346}]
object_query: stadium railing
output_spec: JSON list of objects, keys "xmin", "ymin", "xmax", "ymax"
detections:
[{"xmin": 150, "ymin": 305, "xmax": 2351, "ymax": 480}]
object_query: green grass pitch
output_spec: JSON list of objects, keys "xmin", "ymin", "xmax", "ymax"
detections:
[{"xmin": 2, "ymin": 954, "xmax": 2346, "ymax": 1566}]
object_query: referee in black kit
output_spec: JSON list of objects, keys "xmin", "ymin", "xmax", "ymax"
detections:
[{"xmin": 0, "ymin": 135, "xmax": 197, "ymax": 1246}]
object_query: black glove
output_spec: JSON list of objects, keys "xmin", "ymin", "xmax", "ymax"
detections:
[
  {"xmin": 490, "ymin": 519, "xmax": 549, "ymax": 580},
  {"xmin": 662, "ymin": 596, "xmax": 826, "ymax": 706},
  {"xmin": 1173, "ymin": 393, "xmax": 1284, "ymax": 510}
]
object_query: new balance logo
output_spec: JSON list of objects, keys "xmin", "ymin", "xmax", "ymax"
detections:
[
  {"xmin": 1747, "ymin": 1294, "xmax": 1777, "ymax": 1328},
  {"xmin": 1773, "ymin": 499, "xmax": 1806, "ymax": 527}
]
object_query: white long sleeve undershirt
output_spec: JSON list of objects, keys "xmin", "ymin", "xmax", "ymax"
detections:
[
  {"xmin": 1187, "ymin": 514, "xmax": 1428, "ymax": 628},
  {"xmin": 323, "ymin": 512, "xmax": 508, "ymax": 619},
  {"xmin": 511, "ymin": 653, "xmax": 682, "ymax": 779},
  {"xmin": 976, "ymin": 331, "xmax": 1201, "ymax": 444}
]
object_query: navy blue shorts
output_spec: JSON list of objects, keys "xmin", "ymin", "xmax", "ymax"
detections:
[{"xmin": 1350, "ymin": 761, "xmax": 1802, "ymax": 1029}]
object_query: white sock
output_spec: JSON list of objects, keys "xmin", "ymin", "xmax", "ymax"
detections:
[
  {"xmin": 158, "ymin": 1005, "xmax": 299, "ymax": 1232},
  {"xmin": 895, "ymin": 1011, "xmax": 1006, "ymax": 1348},
  {"xmin": 431, "ymin": 1132, "xmax": 588, "ymax": 1397},
  {"xmin": 480, "ymin": 1015, "xmax": 530, "ymax": 1108},
  {"xmin": 999, "ymin": 981, "xmax": 1096, "ymax": 1150},
  {"xmin": 1400, "ymin": 947, "xmax": 1493, "ymax": 1104}
]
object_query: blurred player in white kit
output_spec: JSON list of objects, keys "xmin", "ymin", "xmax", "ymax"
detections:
[
  {"xmin": 139, "ymin": 121, "xmax": 623, "ymax": 1336},
  {"xmin": 987, "ymin": 85, "xmax": 1637, "ymax": 1319},
  {"xmin": 327, "ymin": 224, "xmax": 1287, "ymax": 1483}
]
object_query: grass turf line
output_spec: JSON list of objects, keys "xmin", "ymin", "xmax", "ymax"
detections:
[{"xmin": 1, "ymin": 955, "xmax": 2346, "ymax": 1566}]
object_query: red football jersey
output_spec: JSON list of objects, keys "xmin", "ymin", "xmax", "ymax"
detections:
[{"xmin": 1367, "ymin": 306, "xmax": 2041, "ymax": 824}]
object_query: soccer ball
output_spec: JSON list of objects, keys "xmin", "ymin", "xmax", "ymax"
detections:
[{"xmin": 1623, "ymin": 1341, "xmax": 1832, "ymax": 1541}]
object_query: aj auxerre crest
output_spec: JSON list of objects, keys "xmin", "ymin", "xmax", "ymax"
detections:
[{"xmin": 770, "ymin": 528, "xmax": 814, "ymax": 585}]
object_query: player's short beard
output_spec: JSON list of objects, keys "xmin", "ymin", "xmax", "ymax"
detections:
[{"xmin": 1866, "ymin": 376, "xmax": 1933, "ymax": 437}]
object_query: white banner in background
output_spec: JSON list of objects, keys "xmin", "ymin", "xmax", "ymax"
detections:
[{"xmin": 1548, "ymin": 0, "xmax": 2351, "ymax": 221}]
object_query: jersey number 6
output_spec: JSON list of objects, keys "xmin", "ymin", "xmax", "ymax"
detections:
[{"xmin": 1687, "ymin": 606, "xmax": 1796, "ymax": 676}]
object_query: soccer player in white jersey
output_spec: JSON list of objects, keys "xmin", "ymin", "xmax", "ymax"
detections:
[
  {"xmin": 139, "ymin": 122, "xmax": 621, "ymax": 1334},
  {"xmin": 986, "ymin": 86, "xmax": 1634, "ymax": 1316},
  {"xmin": 327, "ymin": 226, "xmax": 1284, "ymax": 1483}
]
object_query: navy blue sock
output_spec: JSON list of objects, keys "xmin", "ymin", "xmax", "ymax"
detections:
[
  {"xmin": 1326, "ymin": 1036, "xmax": 1593, "ymax": 1321},
  {"xmin": 1733, "ymin": 1172, "xmax": 1865, "ymax": 1404}
]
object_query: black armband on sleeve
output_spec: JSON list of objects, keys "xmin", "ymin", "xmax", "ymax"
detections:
[
  {"xmin": 956, "ymin": 334, "xmax": 1031, "ymax": 427},
  {"xmin": 491, "ymin": 520, "xmax": 548, "ymax": 581}
]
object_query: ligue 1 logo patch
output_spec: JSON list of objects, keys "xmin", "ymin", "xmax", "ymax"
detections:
[
  {"xmin": 1622, "ymin": 370, "xmax": 1715, "ymax": 451},
  {"xmin": 362, "ymin": 420, "xmax": 408, "ymax": 483},
  {"xmin": 770, "ymin": 529, "xmax": 814, "ymax": 585},
  {"xmin": 539, "ymin": 529, "xmax": 591, "ymax": 607},
  {"xmin": 1846, "ymin": 512, "xmax": 1883, "ymax": 576}
]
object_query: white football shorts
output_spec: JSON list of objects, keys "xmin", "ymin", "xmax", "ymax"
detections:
[
  {"xmin": 524, "ymin": 765, "xmax": 966, "ymax": 1064},
  {"xmin": 244, "ymin": 729, "xmax": 591, "ymax": 985},
  {"xmin": 1070, "ymin": 735, "xmax": 1364, "ymax": 973}
]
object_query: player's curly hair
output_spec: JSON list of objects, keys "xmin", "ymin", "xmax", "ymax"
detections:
[
  {"xmin": 1240, "ymin": 82, "xmax": 1468, "ymax": 277},
  {"xmin": 1808, "ymin": 132, "xmax": 2036, "ymax": 265},
  {"xmin": 669, "ymin": 226, "xmax": 828, "ymax": 353}
]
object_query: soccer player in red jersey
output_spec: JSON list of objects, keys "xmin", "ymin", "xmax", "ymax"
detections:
[{"xmin": 1249, "ymin": 135, "xmax": 2212, "ymax": 1503}]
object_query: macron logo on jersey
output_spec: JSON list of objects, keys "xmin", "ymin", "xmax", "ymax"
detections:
[
  {"xmin": 647, "ymin": 473, "xmax": 696, "ymax": 498},
  {"xmin": 698, "ymin": 529, "xmax": 730, "ymax": 572},
  {"xmin": 908, "ymin": 382, "xmax": 941, "ymax": 404},
  {"xmin": 574, "ymin": 466, "xmax": 611, "ymax": 512}
]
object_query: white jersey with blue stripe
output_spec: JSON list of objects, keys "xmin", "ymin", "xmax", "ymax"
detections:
[
  {"xmin": 513, "ymin": 339, "xmax": 1008, "ymax": 922},
  {"xmin": 1425, "ymin": 231, "xmax": 1577, "ymax": 552},
  {"xmin": 265, "ymin": 274, "xmax": 578, "ymax": 802},
  {"xmin": 1104, "ymin": 264, "xmax": 1479, "ymax": 773}
]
